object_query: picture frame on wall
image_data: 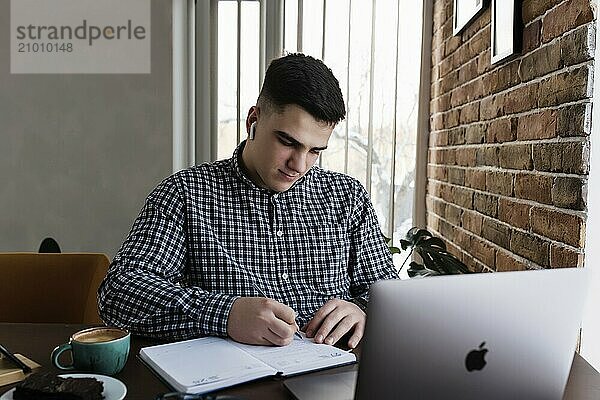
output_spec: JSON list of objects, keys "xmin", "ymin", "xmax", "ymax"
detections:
[
  {"xmin": 453, "ymin": 0, "xmax": 485, "ymax": 36},
  {"xmin": 491, "ymin": 0, "xmax": 521, "ymax": 64}
]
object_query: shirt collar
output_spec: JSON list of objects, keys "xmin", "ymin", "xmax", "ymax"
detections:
[{"xmin": 230, "ymin": 140, "xmax": 315, "ymax": 195}]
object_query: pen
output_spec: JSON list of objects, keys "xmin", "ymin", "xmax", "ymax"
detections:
[
  {"xmin": 0, "ymin": 343, "xmax": 31, "ymax": 373},
  {"xmin": 252, "ymin": 283, "xmax": 303, "ymax": 341}
]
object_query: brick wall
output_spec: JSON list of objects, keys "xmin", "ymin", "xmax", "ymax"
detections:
[{"xmin": 427, "ymin": 0, "xmax": 595, "ymax": 272}]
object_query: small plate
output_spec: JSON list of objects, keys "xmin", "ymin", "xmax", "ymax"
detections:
[{"xmin": 0, "ymin": 373, "xmax": 127, "ymax": 400}]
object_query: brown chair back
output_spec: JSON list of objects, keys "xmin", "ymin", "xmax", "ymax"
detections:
[{"xmin": 0, "ymin": 253, "xmax": 109, "ymax": 324}]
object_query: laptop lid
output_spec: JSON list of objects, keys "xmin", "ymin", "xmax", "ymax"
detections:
[{"xmin": 355, "ymin": 268, "xmax": 589, "ymax": 400}]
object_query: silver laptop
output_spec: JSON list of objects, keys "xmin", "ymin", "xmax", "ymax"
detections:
[{"xmin": 285, "ymin": 268, "xmax": 589, "ymax": 400}]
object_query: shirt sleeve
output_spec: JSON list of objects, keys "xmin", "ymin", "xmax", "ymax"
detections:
[
  {"xmin": 97, "ymin": 175, "xmax": 239, "ymax": 340},
  {"xmin": 347, "ymin": 181, "xmax": 399, "ymax": 309}
]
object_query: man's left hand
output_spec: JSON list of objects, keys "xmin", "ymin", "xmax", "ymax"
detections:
[{"xmin": 303, "ymin": 299, "xmax": 365, "ymax": 349}]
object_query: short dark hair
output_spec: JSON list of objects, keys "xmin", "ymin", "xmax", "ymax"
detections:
[{"xmin": 258, "ymin": 53, "xmax": 346, "ymax": 125}]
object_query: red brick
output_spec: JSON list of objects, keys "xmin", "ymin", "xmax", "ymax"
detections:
[
  {"xmin": 428, "ymin": 165, "xmax": 447, "ymax": 181},
  {"xmin": 459, "ymin": 102, "xmax": 480, "ymax": 124},
  {"xmin": 538, "ymin": 66, "xmax": 593, "ymax": 107},
  {"xmin": 514, "ymin": 173, "xmax": 553, "ymax": 204},
  {"xmin": 474, "ymin": 193, "xmax": 498, "ymax": 218},
  {"xmin": 430, "ymin": 130, "xmax": 449, "ymax": 147},
  {"xmin": 466, "ymin": 77, "xmax": 486, "ymax": 101},
  {"xmin": 489, "ymin": 61, "xmax": 521, "ymax": 93},
  {"xmin": 516, "ymin": 110, "xmax": 557, "ymax": 140},
  {"xmin": 448, "ymin": 167, "xmax": 465, "ymax": 185},
  {"xmin": 433, "ymin": 1, "xmax": 450, "ymax": 32},
  {"xmin": 522, "ymin": 19, "xmax": 541, "ymax": 53},
  {"xmin": 498, "ymin": 198, "xmax": 531, "ymax": 230},
  {"xmin": 429, "ymin": 196, "xmax": 446, "ymax": 218},
  {"xmin": 468, "ymin": 27, "xmax": 490, "ymax": 58},
  {"xmin": 452, "ymin": 186, "xmax": 474, "ymax": 208},
  {"xmin": 522, "ymin": 0, "xmax": 562, "ymax": 24},
  {"xmin": 457, "ymin": 59, "xmax": 478, "ymax": 85},
  {"xmin": 550, "ymin": 244, "xmax": 583, "ymax": 268},
  {"xmin": 541, "ymin": 0, "xmax": 593, "ymax": 43},
  {"xmin": 471, "ymin": 237, "xmax": 496, "ymax": 267},
  {"xmin": 480, "ymin": 94, "xmax": 505, "ymax": 120},
  {"xmin": 487, "ymin": 118, "xmax": 516, "ymax": 143},
  {"xmin": 465, "ymin": 124, "xmax": 486, "ymax": 144},
  {"xmin": 510, "ymin": 230, "xmax": 550, "ymax": 267},
  {"xmin": 445, "ymin": 36, "xmax": 462, "ymax": 57},
  {"xmin": 427, "ymin": 212, "xmax": 441, "ymax": 233},
  {"xmin": 431, "ymin": 113, "xmax": 444, "ymax": 131},
  {"xmin": 531, "ymin": 207, "xmax": 585, "ymax": 247},
  {"xmin": 444, "ymin": 109, "xmax": 460, "ymax": 128},
  {"xmin": 428, "ymin": 181, "xmax": 442, "ymax": 199},
  {"xmin": 439, "ymin": 55, "xmax": 454, "ymax": 78},
  {"xmin": 557, "ymin": 103, "xmax": 592, "ymax": 137},
  {"xmin": 441, "ymin": 71, "xmax": 459, "ymax": 95},
  {"xmin": 443, "ymin": 148, "xmax": 457, "ymax": 165},
  {"xmin": 519, "ymin": 43, "xmax": 561, "ymax": 83},
  {"xmin": 445, "ymin": 203, "xmax": 463, "ymax": 225},
  {"xmin": 435, "ymin": 93, "xmax": 452, "ymax": 114},
  {"xmin": 485, "ymin": 171, "xmax": 513, "ymax": 196},
  {"xmin": 560, "ymin": 24, "xmax": 595, "ymax": 67},
  {"xmin": 438, "ymin": 218, "xmax": 455, "ymax": 239},
  {"xmin": 552, "ymin": 177, "xmax": 586, "ymax": 210},
  {"xmin": 476, "ymin": 50, "xmax": 492, "ymax": 75},
  {"xmin": 439, "ymin": 182, "xmax": 453, "ymax": 203},
  {"xmin": 431, "ymin": 65, "xmax": 440, "ymax": 83},
  {"xmin": 456, "ymin": 147, "xmax": 477, "ymax": 166},
  {"xmin": 482, "ymin": 218, "xmax": 511, "ymax": 248},
  {"xmin": 448, "ymin": 127, "xmax": 466, "ymax": 145},
  {"xmin": 455, "ymin": 228, "xmax": 472, "ymax": 250},
  {"xmin": 450, "ymin": 85, "xmax": 468, "ymax": 107},
  {"xmin": 431, "ymin": 80, "xmax": 442, "ymax": 99},
  {"xmin": 496, "ymin": 251, "xmax": 528, "ymax": 272},
  {"xmin": 465, "ymin": 169, "xmax": 486, "ymax": 190},
  {"xmin": 532, "ymin": 141, "xmax": 589, "ymax": 174},
  {"xmin": 503, "ymin": 83, "xmax": 539, "ymax": 114},
  {"xmin": 463, "ymin": 253, "xmax": 487, "ymax": 273},
  {"xmin": 498, "ymin": 144, "xmax": 532, "ymax": 170},
  {"xmin": 462, "ymin": 210, "xmax": 483, "ymax": 235},
  {"xmin": 476, "ymin": 146, "xmax": 499, "ymax": 167}
]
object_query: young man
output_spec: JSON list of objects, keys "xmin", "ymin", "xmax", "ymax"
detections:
[{"xmin": 98, "ymin": 53, "xmax": 398, "ymax": 349}]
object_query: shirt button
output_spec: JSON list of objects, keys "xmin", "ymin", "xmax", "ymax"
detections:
[
  {"xmin": 282, "ymin": 273, "xmax": 289, "ymax": 281},
  {"xmin": 276, "ymin": 230, "xmax": 283, "ymax": 237}
]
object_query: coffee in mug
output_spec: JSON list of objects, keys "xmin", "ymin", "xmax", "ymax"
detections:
[{"xmin": 51, "ymin": 326, "xmax": 130, "ymax": 375}]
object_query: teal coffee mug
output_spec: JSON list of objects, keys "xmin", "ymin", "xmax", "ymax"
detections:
[{"xmin": 51, "ymin": 326, "xmax": 130, "ymax": 375}]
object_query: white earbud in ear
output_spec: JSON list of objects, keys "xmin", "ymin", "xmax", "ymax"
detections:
[{"xmin": 249, "ymin": 122, "xmax": 257, "ymax": 140}]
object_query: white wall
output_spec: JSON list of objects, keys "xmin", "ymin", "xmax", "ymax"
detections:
[{"xmin": 0, "ymin": 0, "xmax": 173, "ymax": 257}]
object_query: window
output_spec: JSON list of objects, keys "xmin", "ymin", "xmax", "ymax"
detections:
[
  {"xmin": 213, "ymin": 0, "xmax": 425, "ymax": 244},
  {"xmin": 217, "ymin": 0, "xmax": 261, "ymax": 160}
]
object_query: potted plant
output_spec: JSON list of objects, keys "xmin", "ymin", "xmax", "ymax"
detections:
[{"xmin": 386, "ymin": 227, "xmax": 471, "ymax": 277}]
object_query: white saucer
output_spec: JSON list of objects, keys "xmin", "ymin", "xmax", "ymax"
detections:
[{"xmin": 0, "ymin": 373, "xmax": 127, "ymax": 400}]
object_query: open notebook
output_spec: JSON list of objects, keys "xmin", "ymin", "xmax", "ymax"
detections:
[{"xmin": 139, "ymin": 333, "xmax": 356, "ymax": 394}]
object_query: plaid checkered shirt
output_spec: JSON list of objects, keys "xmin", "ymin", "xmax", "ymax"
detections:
[{"xmin": 98, "ymin": 141, "xmax": 399, "ymax": 340}]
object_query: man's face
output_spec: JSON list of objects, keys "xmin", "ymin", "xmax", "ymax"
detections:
[{"xmin": 242, "ymin": 104, "xmax": 334, "ymax": 193}]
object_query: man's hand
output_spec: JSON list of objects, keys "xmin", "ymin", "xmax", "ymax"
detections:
[
  {"xmin": 227, "ymin": 297, "xmax": 299, "ymax": 346},
  {"xmin": 303, "ymin": 299, "xmax": 365, "ymax": 349}
]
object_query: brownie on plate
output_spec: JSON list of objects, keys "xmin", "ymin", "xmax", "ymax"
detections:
[{"xmin": 13, "ymin": 372, "xmax": 104, "ymax": 400}]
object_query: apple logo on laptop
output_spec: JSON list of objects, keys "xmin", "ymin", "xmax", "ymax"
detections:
[{"xmin": 465, "ymin": 342, "xmax": 488, "ymax": 372}]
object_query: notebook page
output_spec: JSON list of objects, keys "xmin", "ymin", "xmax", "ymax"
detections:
[
  {"xmin": 139, "ymin": 337, "xmax": 277, "ymax": 393},
  {"xmin": 228, "ymin": 332, "xmax": 356, "ymax": 376}
]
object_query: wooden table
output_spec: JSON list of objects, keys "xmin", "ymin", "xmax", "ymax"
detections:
[{"xmin": 1, "ymin": 323, "xmax": 599, "ymax": 399}]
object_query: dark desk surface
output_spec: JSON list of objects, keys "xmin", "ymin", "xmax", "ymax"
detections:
[{"xmin": 1, "ymin": 323, "xmax": 599, "ymax": 399}]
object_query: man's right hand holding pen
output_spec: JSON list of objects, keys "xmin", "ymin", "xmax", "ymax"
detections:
[{"xmin": 227, "ymin": 297, "xmax": 301, "ymax": 346}]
